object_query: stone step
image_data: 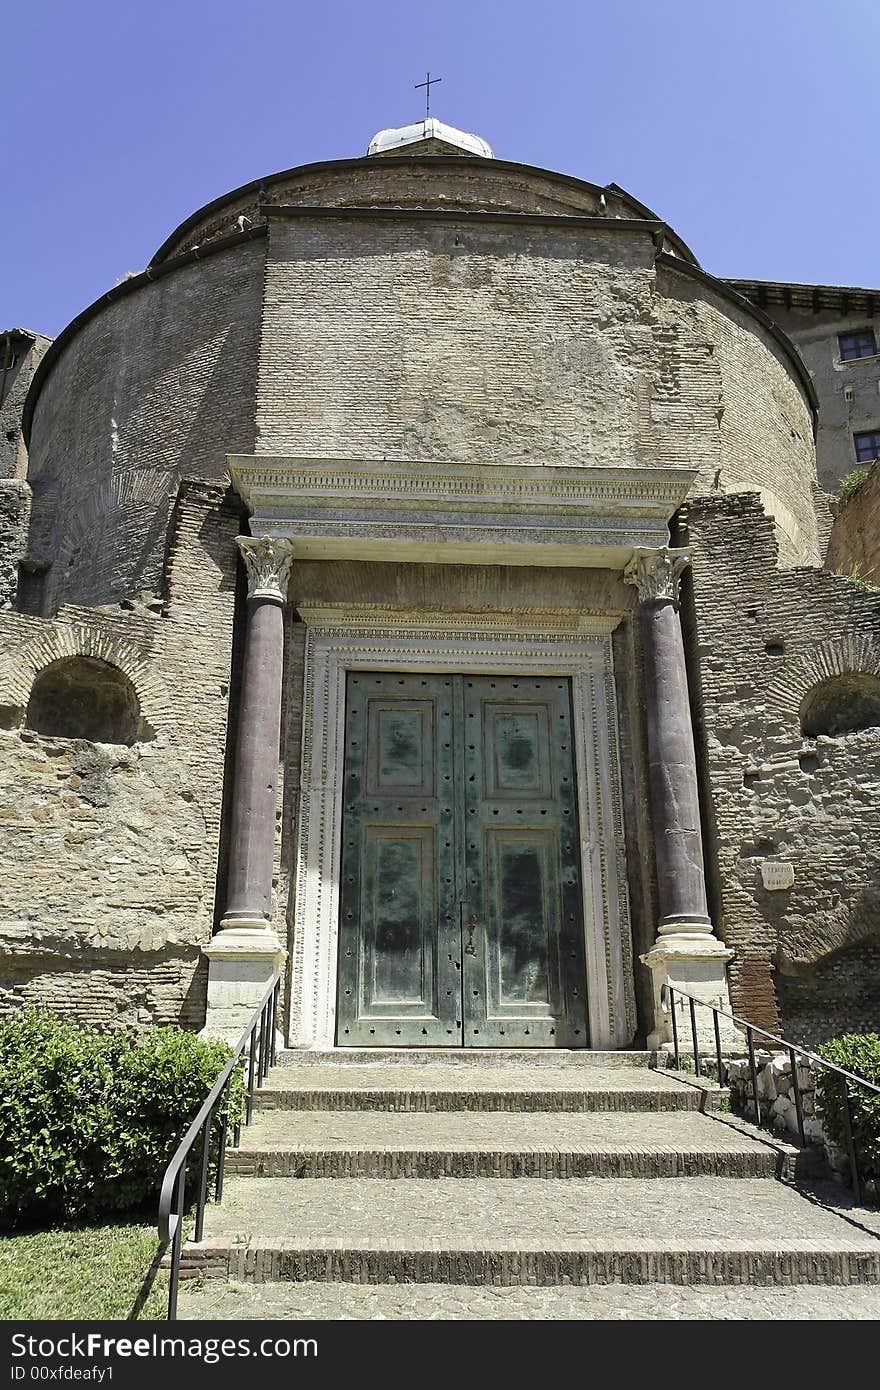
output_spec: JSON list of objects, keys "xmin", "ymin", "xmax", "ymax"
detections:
[
  {"xmin": 178, "ymin": 1278, "xmax": 880, "ymax": 1321},
  {"xmin": 254, "ymin": 1063, "xmax": 700, "ymax": 1113},
  {"xmin": 181, "ymin": 1176, "xmax": 880, "ymax": 1287},
  {"xmin": 275, "ymin": 1049, "xmax": 664, "ymax": 1069},
  {"xmin": 226, "ymin": 1109, "xmax": 787, "ymax": 1179}
]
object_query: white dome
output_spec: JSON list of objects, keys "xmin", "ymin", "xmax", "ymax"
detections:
[{"xmin": 367, "ymin": 118, "xmax": 493, "ymax": 159}]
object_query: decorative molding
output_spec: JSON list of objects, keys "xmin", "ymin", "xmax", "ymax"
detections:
[
  {"xmin": 623, "ymin": 547, "xmax": 691, "ymax": 604},
  {"xmin": 236, "ymin": 536, "xmax": 295, "ymax": 602},
  {"xmin": 288, "ymin": 611, "xmax": 635, "ymax": 1050},
  {"xmin": 228, "ymin": 455, "xmax": 696, "ymax": 570},
  {"xmin": 295, "ymin": 605, "xmax": 624, "ymax": 636}
]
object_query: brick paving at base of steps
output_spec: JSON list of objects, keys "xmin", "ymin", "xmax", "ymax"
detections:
[{"xmin": 178, "ymin": 1278, "xmax": 880, "ymax": 1321}]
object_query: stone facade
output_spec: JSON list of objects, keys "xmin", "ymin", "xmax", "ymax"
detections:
[{"xmin": 0, "ymin": 130, "xmax": 877, "ymax": 1047}]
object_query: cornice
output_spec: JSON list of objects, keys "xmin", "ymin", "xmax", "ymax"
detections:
[{"xmin": 229, "ymin": 454, "xmax": 695, "ymax": 572}]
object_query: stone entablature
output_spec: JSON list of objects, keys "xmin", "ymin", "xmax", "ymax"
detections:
[{"xmin": 228, "ymin": 456, "xmax": 696, "ymax": 570}]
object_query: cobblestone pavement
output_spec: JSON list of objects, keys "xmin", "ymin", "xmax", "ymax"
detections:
[
  {"xmin": 195, "ymin": 1175, "xmax": 880, "ymax": 1247},
  {"xmin": 178, "ymin": 1279, "xmax": 880, "ymax": 1321}
]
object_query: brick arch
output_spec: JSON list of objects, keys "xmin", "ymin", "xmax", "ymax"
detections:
[
  {"xmin": 766, "ymin": 635, "xmax": 880, "ymax": 726},
  {"xmin": 0, "ymin": 624, "xmax": 175, "ymax": 735}
]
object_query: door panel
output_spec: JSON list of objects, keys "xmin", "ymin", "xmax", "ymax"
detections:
[
  {"xmin": 462, "ymin": 677, "xmax": 589, "ymax": 1047},
  {"xmin": 337, "ymin": 674, "xmax": 461, "ymax": 1045},
  {"xmin": 337, "ymin": 672, "xmax": 588, "ymax": 1047}
]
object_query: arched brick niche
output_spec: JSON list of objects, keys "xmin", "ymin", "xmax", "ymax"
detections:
[
  {"xmin": 25, "ymin": 656, "xmax": 152, "ymax": 745},
  {"xmin": 799, "ymin": 672, "xmax": 880, "ymax": 739},
  {"xmin": 768, "ymin": 634, "xmax": 880, "ymax": 738},
  {"xmin": 0, "ymin": 624, "xmax": 174, "ymax": 739}
]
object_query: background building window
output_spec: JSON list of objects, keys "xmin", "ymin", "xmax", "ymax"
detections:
[
  {"xmin": 839, "ymin": 329, "xmax": 877, "ymax": 360},
  {"xmin": 853, "ymin": 429, "xmax": 880, "ymax": 462}
]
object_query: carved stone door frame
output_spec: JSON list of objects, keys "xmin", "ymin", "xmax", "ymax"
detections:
[{"xmin": 287, "ymin": 607, "xmax": 635, "ymax": 1050}]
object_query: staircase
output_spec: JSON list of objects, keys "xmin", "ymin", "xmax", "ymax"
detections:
[{"xmin": 177, "ymin": 1050, "xmax": 880, "ymax": 1320}]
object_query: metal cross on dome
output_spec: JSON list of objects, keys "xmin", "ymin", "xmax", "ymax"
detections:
[{"xmin": 415, "ymin": 70, "xmax": 442, "ymax": 118}]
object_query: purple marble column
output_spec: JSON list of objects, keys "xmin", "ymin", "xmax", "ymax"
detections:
[
  {"xmin": 625, "ymin": 548, "xmax": 712, "ymax": 937},
  {"xmin": 624, "ymin": 547, "xmax": 739, "ymax": 1049},
  {"xmin": 220, "ymin": 536, "xmax": 295, "ymax": 933}
]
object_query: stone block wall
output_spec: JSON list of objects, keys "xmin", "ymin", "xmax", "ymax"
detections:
[
  {"xmin": 827, "ymin": 461, "xmax": 880, "ymax": 587},
  {"xmin": 0, "ymin": 479, "xmax": 242, "ymax": 1030},
  {"xmin": 682, "ymin": 492, "xmax": 880, "ymax": 1042}
]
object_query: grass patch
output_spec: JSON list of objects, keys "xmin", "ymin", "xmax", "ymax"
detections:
[{"xmin": 0, "ymin": 1216, "xmax": 171, "ymax": 1320}]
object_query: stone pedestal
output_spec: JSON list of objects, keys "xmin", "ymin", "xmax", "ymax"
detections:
[
  {"xmin": 201, "ymin": 536, "xmax": 294, "ymax": 1044},
  {"xmin": 625, "ymin": 547, "xmax": 744, "ymax": 1052}
]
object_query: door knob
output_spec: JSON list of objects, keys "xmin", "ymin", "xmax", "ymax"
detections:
[{"xmin": 464, "ymin": 914, "xmax": 478, "ymax": 956}]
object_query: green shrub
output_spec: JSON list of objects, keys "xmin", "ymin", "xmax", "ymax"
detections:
[
  {"xmin": 0, "ymin": 1009, "xmax": 242, "ymax": 1224},
  {"xmin": 837, "ymin": 468, "xmax": 868, "ymax": 503},
  {"xmin": 815, "ymin": 1033, "xmax": 880, "ymax": 1192}
]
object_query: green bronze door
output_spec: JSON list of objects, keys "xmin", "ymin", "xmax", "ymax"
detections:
[{"xmin": 336, "ymin": 672, "xmax": 589, "ymax": 1047}]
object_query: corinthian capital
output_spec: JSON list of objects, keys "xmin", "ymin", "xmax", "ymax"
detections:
[
  {"xmin": 236, "ymin": 536, "xmax": 295, "ymax": 602},
  {"xmin": 623, "ymin": 547, "xmax": 691, "ymax": 604}
]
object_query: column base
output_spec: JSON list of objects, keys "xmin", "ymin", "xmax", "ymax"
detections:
[
  {"xmin": 201, "ymin": 925, "xmax": 286, "ymax": 1046},
  {"xmin": 641, "ymin": 931, "xmax": 746, "ymax": 1053}
]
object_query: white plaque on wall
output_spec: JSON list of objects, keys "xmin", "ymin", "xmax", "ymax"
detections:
[{"xmin": 760, "ymin": 861, "xmax": 795, "ymax": 891}]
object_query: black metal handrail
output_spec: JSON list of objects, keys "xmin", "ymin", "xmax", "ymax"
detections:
[
  {"xmin": 662, "ymin": 984, "xmax": 880, "ymax": 1204},
  {"xmin": 158, "ymin": 973, "xmax": 281, "ymax": 1320}
]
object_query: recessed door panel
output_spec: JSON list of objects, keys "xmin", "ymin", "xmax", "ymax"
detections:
[
  {"xmin": 486, "ymin": 829, "xmax": 556, "ymax": 1009},
  {"xmin": 363, "ymin": 826, "xmax": 435, "ymax": 1006}
]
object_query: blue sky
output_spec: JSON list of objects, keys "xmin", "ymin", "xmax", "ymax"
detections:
[{"xmin": 5, "ymin": 0, "xmax": 880, "ymax": 337}]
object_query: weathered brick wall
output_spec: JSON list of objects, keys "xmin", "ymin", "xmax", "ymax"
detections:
[
  {"xmin": 25, "ymin": 244, "xmax": 263, "ymax": 614},
  {"xmin": 157, "ymin": 158, "xmax": 639, "ymax": 262},
  {"xmin": 827, "ymin": 461, "xmax": 880, "ymax": 586},
  {"xmin": 1, "ymin": 334, "xmax": 51, "ymax": 480},
  {"xmin": 655, "ymin": 270, "xmax": 821, "ymax": 565},
  {"xmin": 0, "ymin": 479, "xmax": 242, "ymax": 1030},
  {"xmin": 775, "ymin": 941, "xmax": 880, "ymax": 1049},
  {"xmin": 0, "ymin": 481, "xmax": 30, "ymax": 609},
  {"xmin": 258, "ymin": 213, "xmax": 818, "ymax": 562},
  {"xmin": 682, "ymin": 492, "xmax": 880, "ymax": 1042}
]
